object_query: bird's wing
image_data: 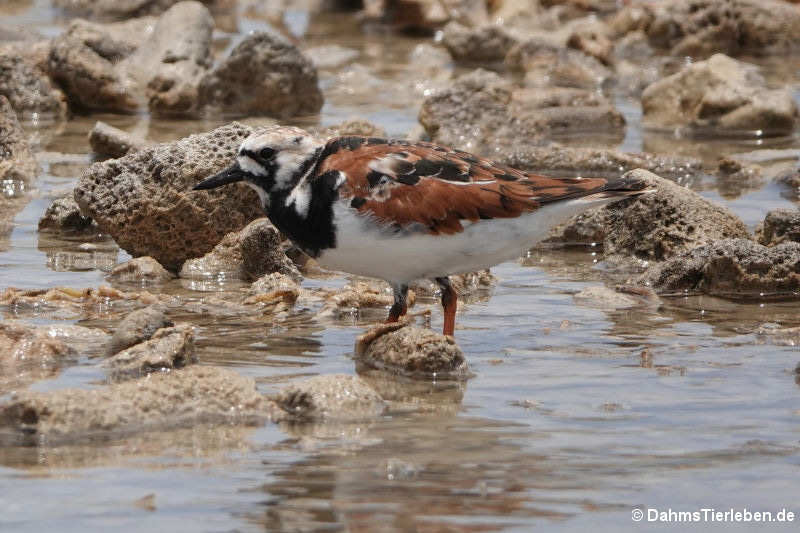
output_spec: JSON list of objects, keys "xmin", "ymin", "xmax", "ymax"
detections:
[{"xmin": 316, "ymin": 136, "xmax": 611, "ymax": 235}]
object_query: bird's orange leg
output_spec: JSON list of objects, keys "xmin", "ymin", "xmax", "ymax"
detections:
[
  {"xmin": 386, "ymin": 284, "xmax": 409, "ymax": 323},
  {"xmin": 436, "ymin": 277, "xmax": 457, "ymax": 336}
]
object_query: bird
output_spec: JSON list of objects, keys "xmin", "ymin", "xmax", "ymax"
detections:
[{"xmin": 193, "ymin": 126, "xmax": 650, "ymax": 337}]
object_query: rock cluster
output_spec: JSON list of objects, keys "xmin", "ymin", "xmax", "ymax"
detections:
[
  {"xmin": 3, "ymin": 2, "xmax": 322, "ymax": 119},
  {"xmin": 642, "ymin": 54, "xmax": 799, "ymax": 135},
  {"xmin": 419, "ymin": 69, "xmax": 624, "ymax": 154}
]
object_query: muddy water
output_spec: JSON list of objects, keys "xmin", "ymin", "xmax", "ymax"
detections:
[{"xmin": 2, "ymin": 4, "xmax": 800, "ymax": 532}]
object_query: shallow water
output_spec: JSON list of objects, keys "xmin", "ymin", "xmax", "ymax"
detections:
[{"xmin": 2, "ymin": 3, "xmax": 800, "ymax": 532}]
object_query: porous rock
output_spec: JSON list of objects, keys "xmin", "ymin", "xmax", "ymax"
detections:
[
  {"xmin": 107, "ymin": 305, "xmax": 174, "ymax": 355},
  {"xmin": 273, "ymin": 374, "xmax": 385, "ymax": 421},
  {"xmin": 75, "ymin": 122, "xmax": 265, "ymax": 271},
  {"xmin": 47, "ymin": 18, "xmax": 155, "ymax": 112},
  {"xmin": 548, "ymin": 169, "xmax": 750, "ymax": 261},
  {"xmin": 0, "ymin": 42, "xmax": 68, "ymax": 119},
  {"xmin": 316, "ymin": 118, "xmax": 387, "ymax": 139},
  {"xmin": 135, "ymin": 1, "xmax": 213, "ymax": 116},
  {"xmin": 38, "ymin": 194, "xmax": 96, "ymax": 234},
  {"xmin": 47, "ymin": 3, "xmax": 213, "ymax": 115},
  {"xmin": 419, "ymin": 69, "xmax": 623, "ymax": 153},
  {"xmin": 441, "ymin": 22, "xmax": 519, "ymax": 64},
  {"xmin": 638, "ymin": 239, "xmax": 800, "ymax": 297},
  {"xmin": 106, "ymin": 324, "xmax": 195, "ymax": 380},
  {"xmin": 756, "ymin": 208, "xmax": 800, "ymax": 247},
  {"xmin": 646, "ymin": 0, "xmax": 800, "ymax": 57},
  {"xmin": 198, "ymin": 31, "xmax": 323, "ymax": 118},
  {"xmin": 107, "ymin": 256, "xmax": 175, "ymax": 283},
  {"xmin": 0, "ymin": 95, "xmax": 38, "ymax": 183},
  {"xmin": 179, "ymin": 218, "xmax": 300, "ymax": 281},
  {"xmin": 89, "ymin": 121, "xmax": 149, "ymax": 158},
  {"xmin": 0, "ymin": 366, "xmax": 275, "ymax": 444},
  {"xmin": 355, "ymin": 321, "xmax": 469, "ymax": 379},
  {"xmin": 641, "ymin": 54, "xmax": 798, "ymax": 135},
  {"xmin": 505, "ymin": 37, "xmax": 612, "ymax": 90}
]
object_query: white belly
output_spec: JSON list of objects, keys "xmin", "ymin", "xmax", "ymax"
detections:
[{"xmin": 316, "ymin": 197, "xmax": 612, "ymax": 284}]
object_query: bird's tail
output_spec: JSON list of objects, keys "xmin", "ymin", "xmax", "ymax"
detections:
[{"xmin": 574, "ymin": 174, "xmax": 655, "ymax": 204}]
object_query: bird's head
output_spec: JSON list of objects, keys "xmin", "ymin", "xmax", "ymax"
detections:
[{"xmin": 193, "ymin": 126, "xmax": 323, "ymax": 207}]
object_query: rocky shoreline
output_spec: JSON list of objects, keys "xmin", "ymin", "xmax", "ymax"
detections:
[{"xmin": 1, "ymin": 0, "xmax": 799, "ymax": 447}]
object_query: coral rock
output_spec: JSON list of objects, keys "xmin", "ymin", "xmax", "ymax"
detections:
[
  {"xmin": 75, "ymin": 122, "xmax": 265, "ymax": 271},
  {"xmin": 198, "ymin": 31, "xmax": 323, "ymax": 118}
]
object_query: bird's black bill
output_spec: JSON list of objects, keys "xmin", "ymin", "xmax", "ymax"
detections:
[{"xmin": 193, "ymin": 164, "xmax": 247, "ymax": 191}]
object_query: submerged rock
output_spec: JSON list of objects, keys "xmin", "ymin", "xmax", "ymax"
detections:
[
  {"xmin": 107, "ymin": 305, "xmax": 174, "ymax": 355},
  {"xmin": 107, "ymin": 257, "xmax": 175, "ymax": 284},
  {"xmin": 106, "ymin": 324, "xmax": 195, "ymax": 381},
  {"xmin": 638, "ymin": 239, "xmax": 800, "ymax": 297},
  {"xmin": 0, "ymin": 42, "xmax": 68, "ymax": 120},
  {"xmin": 646, "ymin": 0, "xmax": 800, "ymax": 57},
  {"xmin": 75, "ymin": 122, "xmax": 265, "ymax": 271},
  {"xmin": 37, "ymin": 194, "xmax": 96, "ymax": 234},
  {"xmin": 179, "ymin": 218, "xmax": 300, "ymax": 281},
  {"xmin": 89, "ymin": 121, "xmax": 150, "ymax": 158},
  {"xmin": 0, "ymin": 321, "xmax": 76, "ymax": 392},
  {"xmin": 319, "ymin": 279, "xmax": 416, "ymax": 319},
  {"xmin": 198, "ymin": 31, "xmax": 323, "ymax": 118},
  {"xmin": 573, "ymin": 285, "xmax": 660, "ymax": 310},
  {"xmin": 0, "ymin": 96, "xmax": 37, "ymax": 184},
  {"xmin": 0, "ymin": 366, "xmax": 275, "ymax": 444},
  {"xmin": 756, "ymin": 208, "xmax": 800, "ymax": 247},
  {"xmin": 355, "ymin": 322, "xmax": 469, "ymax": 380},
  {"xmin": 272, "ymin": 374, "xmax": 385, "ymax": 421},
  {"xmin": 0, "ymin": 286, "xmax": 174, "ymax": 317},
  {"xmin": 547, "ymin": 169, "xmax": 750, "ymax": 260},
  {"xmin": 246, "ymin": 272, "xmax": 301, "ymax": 305},
  {"xmin": 641, "ymin": 54, "xmax": 798, "ymax": 135}
]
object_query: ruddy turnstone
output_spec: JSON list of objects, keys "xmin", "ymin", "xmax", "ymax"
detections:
[{"xmin": 194, "ymin": 127, "xmax": 649, "ymax": 336}]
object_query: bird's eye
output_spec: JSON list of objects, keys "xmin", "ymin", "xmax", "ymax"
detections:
[{"xmin": 260, "ymin": 148, "xmax": 275, "ymax": 160}]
